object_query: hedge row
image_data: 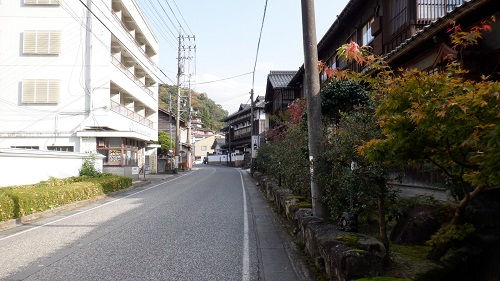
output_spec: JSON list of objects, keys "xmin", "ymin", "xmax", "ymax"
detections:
[{"xmin": 0, "ymin": 175, "xmax": 132, "ymax": 222}]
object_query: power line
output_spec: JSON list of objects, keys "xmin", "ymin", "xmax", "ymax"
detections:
[
  {"xmin": 195, "ymin": 72, "xmax": 253, "ymax": 85},
  {"xmin": 161, "ymin": 0, "xmax": 186, "ymax": 35},
  {"xmin": 250, "ymin": 0, "xmax": 269, "ymax": 171},
  {"xmin": 138, "ymin": 0, "xmax": 177, "ymax": 48},
  {"xmin": 171, "ymin": 0, "xmax": 193, "ymax": 35},
  {"xmin": 152, "ymin": 0, "xmax": 180, "ymax": 37},
  {"xmin": 137, "ymin": 0, "xmax": 195, "ymax": 87},
  {"xmin": 77, "ymin": 0, "xmax": 176, "ymax": 86},
  {"xmin": 252, "ymin": 0, "xmax": 269, "ymax": 89}
]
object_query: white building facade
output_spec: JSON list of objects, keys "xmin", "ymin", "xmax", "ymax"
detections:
[{"xmin": 0, "ymin": 0, "xmax": 159, "ymax": 178}]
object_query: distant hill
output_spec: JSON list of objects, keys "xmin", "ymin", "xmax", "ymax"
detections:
[{"xmin": 158, "ymin": 84, "xmax": 228, "ymax": 132}]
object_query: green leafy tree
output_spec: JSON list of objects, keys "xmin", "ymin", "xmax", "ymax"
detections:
[
  {"xmin": 317, "ymin": 79, "xmax": 396, "ymax": 251},
  {"xmin": 157, "ymin": 131, "xmax": 174, "ymax": 157},
  {"xmin": 321, "ymin": 79, "xmax": 369, "ymax": 123},
  {"xmin": 158, "ymin": 85, "xmax": 228, "ymax": 132},
  {"xmin": 255, "ymin": 99, "xmax": 311, "ymax": 197},
  {"xmin": 334, "ymin": 21, "xmax": 499, "ymax": 260}
]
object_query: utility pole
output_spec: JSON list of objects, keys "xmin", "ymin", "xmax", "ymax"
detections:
[
  {"xmin": 174, "ymin": 32, "xmax": 195, "ymax": 172},
  {"xmin": 186, "ymin": 76, "xmax": 192, "ymax": 169},
  {"xmin": 250, "ymin": 89, "xmax": 255, "ymax": 173},
  {"xmin": 175, "ymin": 32, "xmax": 182, "ymax": 174},
  {"xmin": 228, "ymin": 125, "xmax": 232, "ymax": 166},
  {"xmin": 169, "ymin": 91, "xmax": 173, "ymax": 171},
  {"xmin": 300, "ymin": 0, "xmax": 327, "ymax": 219},
  {"xmin": 185, "ymin": 36, "xmax": 195, "ymax": 170}
]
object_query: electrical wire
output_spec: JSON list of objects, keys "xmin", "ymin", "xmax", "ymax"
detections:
[
  {"xmin": 251, "ymin": 0, "xmax": 269, "ymax": 90},
  {"xmin": 195, "ymin": 72, "xmax": 254, "ymax": 85},
  {"xmin": 137, "ymin": 0, "xmax": 177, "ymax": 48},
  {"xmin": 152, "ymin": 0, "xmax": 180, "ymax": 38},
  {"xmin": 77, "ymin": 0, "xmax": 177, "ymax": 86},
  {"xmin": 171, "ymin": 0, "xmax": 193, "ymax": 35}
]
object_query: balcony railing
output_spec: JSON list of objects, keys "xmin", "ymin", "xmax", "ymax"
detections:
[
  {"xmin": 111, "ymin": 56, "xmax": 155, "ymax": 98},
  {"xmin": 385, "ymin": 0, "xmax": 465, "ymax": 53},
  {"xmin": 417, "ymin": 0, "xmax": 464, "ymax": 25},
  {"xmin": 111, "ymin": 11, "xmax": 156, "ymax": 66},
  {"xmin": 110, "ymin": 100, "xmax": 153, "ymax": 128},
  {"xmin": 233, "ymin": 127, "xmax": 251, "ymax": 140}
]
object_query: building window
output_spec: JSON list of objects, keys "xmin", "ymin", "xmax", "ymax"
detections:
[
  {"xmin": 362, "ymin": 17, "xmax": 375, "ymax": 46},
  {"xmin": 330, "ymin": 56, "xmax": 337, "ymax": 69},
  {"xmin": 24, "ymin": 0, "xmax": 62, "ymax": 4},
  {"xmin": 23, "ymin": 30, "xmax": 61, "ymax": 55},
  {"xmin": 96, "ymin": 137, "xmax": 140, "ymax": 166},
  {"xmin": 22, "ymin": 79, "xmax": 60, "ymax": 104},
  {"xmin": 201, "ymin": 146, "xmax": 207, "ymax": 151},
  {"xmin": 11, "ymin": 146, "xmax": 39, "ymax": 149},
  {"xmin": 47, "ymin": 146, "xmax": 74, "ymax": 152},
  {"xmin": 320, "ymin": 71, "xmax": 327, "ymax": 83}
]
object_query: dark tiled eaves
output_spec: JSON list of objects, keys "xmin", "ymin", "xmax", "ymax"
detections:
[{"xmin": 268, "ymin": 71, "xmax": 297, "ymax": 88}]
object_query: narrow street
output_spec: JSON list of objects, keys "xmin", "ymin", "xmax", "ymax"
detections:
[{"xmin": 0, "ymin": 165, "xmax": 312, "ymax": 281}]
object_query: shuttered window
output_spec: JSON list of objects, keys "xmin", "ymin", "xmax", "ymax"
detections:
[
  {"xmin": 23, "ymin": 30, "xmax": 61, "ymax": 55},
  {"xmin": 24, "ymin": 0, "xmax": 61, "ymax": 5},
  {"xmin": 22, "ymin": 79, "xmax": 60, "ymax": 104}
]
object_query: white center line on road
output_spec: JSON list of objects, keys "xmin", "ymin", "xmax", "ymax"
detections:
[
  {"xmin": 0, "ymin": 172, "xmax": 192, "ymax": 242},
  {"xmin": 239, "ymin": 170, "xmax": 250, "ymax": 281}
]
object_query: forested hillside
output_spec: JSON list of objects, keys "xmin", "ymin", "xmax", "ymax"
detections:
[{"xmin": 158, "ymin": 84, "xmax": 228, "ymax": 131}]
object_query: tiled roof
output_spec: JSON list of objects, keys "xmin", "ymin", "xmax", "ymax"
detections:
[
  {"xmin": 268, "ymin": 71, "xmax": 297, "ymax": 88},
  {"xmin": 221, "ymin": 96, "xmax": 267, "ymax": 121},
  {"xmin": 255, "ymin": 96, "xmax": 266, "ymax": 107},
  {"xmin": 239, "ymin": 104, "xmax": 251, "ymax": 111}
]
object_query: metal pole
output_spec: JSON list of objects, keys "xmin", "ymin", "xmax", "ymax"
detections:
[{"xmin": 301, "ymin": 0, "xmax": 327, "ymax": 218}]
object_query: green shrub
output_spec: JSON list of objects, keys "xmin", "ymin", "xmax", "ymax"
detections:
[
  {"xmin": 0, "ymin": 175, "xmax": 131, "ymax": 221},
  {"xmin": 0, "ymin": 192, "xmax": 15, "ymax": 221},
  {"xmin": 79, "ymin": 155, "xmax": 102, "ymax": 177},
  {"xmin": 84, "ymin": 175, "xmax": 132, "ymax": 194},
  {"xmin": 35, "ymin": 176, "xmax": 81, "ymax": 188},
  {"xmin": 387, "ymin": 194, "xmax": 445, "ymax": 221},
  {"xmin": 426, "ymin": 223, "xmax": 476, "ymax": 248}
]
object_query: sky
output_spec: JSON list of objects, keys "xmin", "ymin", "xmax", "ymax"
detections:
[{"xmin": 136, "ymin": 0, "xmax": 350, "ymax": 114}]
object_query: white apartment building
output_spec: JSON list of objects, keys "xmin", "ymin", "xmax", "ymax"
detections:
[{"xmin": 0, "ymin": 0, "xmax": 159, "ymax": 177}]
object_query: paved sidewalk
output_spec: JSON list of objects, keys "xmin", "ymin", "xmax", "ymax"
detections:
[
  {"xmin": 132, "ymin": 172, "xmax": 175, "ymax": 185},
  {"xmin": 243, "ymin": 171, "xmax": 315, "ymax": 281}
]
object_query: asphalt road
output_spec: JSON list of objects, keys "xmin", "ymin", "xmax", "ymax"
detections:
[{"xmin": 0, "ymin": 165, "xmax": 310, "ymax": 281}]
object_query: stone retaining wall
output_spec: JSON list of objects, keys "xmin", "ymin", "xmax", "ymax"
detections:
[{"xmin": 252, "ymin": 172, "xmax": 386, "ymax": 281}]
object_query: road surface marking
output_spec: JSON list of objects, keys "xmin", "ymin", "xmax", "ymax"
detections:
[{"xmin": 239, "ymin": 170, "xmax": 250, "ymax": 281}]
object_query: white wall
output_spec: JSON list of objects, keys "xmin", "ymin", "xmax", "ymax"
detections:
[
  {"xmin": 0, "ymin": 149, "xmax": 104, "ymax": 187},
  {"xmin": 0, "ymin": 0, "xmax": 159, "ymax": 150}
]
